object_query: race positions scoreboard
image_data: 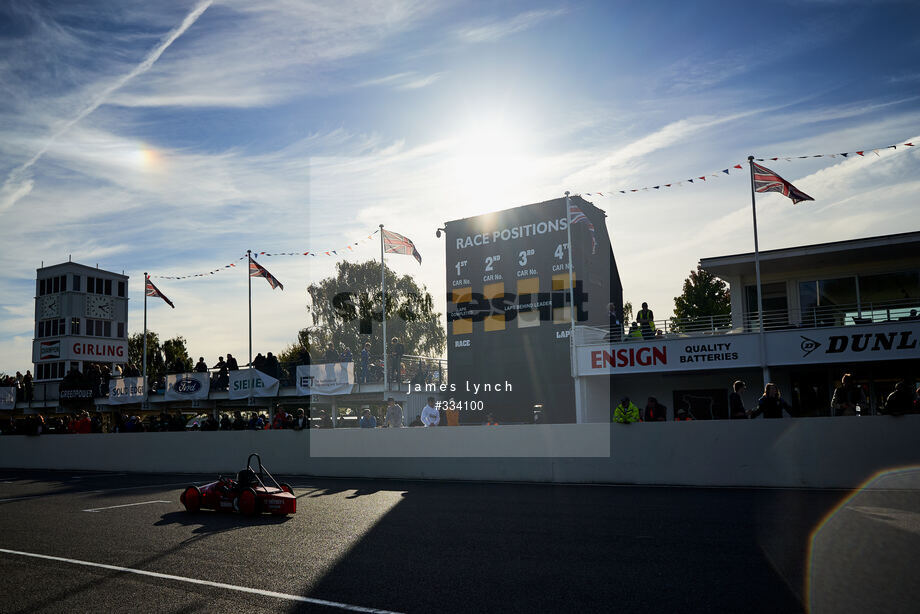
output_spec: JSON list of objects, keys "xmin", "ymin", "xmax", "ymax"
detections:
[{"xmin": 444, "ymin": 195, "xmax": 622, "ymax": 423}]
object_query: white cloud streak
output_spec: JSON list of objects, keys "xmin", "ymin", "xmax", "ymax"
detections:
[{"xmin": 0, "ymin": 0, "xmax": 213, "ymax": 213}]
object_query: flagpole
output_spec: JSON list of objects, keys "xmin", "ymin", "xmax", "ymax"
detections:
[
  {"xmin": 143, "ymin": 272, "xmax": 148, "ymax": 405},
  {"xmin": 380, "ymin": 224, "xmax": 388, "ymax": 398},
  {"xmin": 748, "ymin": 156, "xmax": 770, "ymax": 387},
  {"xmin": 565, "ymin": 192, "xmax": 577, "ymax": 343},
  {"xmin": 564, "ymin": 192, "xmax": 583, "ymax": 423},
  {"xmin": 247, "ymin": 249, "xmax": 253, "ymax": 403}
]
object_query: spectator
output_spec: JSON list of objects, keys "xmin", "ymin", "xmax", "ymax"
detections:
[
  {"xmin": 226, "ymin": 354, "xmax": 239, "ymax": 371},
  {"xmin": 195, "ymin": 357, "xmax": 208, "ymax": 373},
  {"xmin": 360, "ymin": 343, "xmax": 371, "ymax": 384},
  {"xmin": 612, "ymin": 396, "xmax": 640, "ymax": 423},
  {"xmin": 729, "ymin": 380, "xmax": 748, "ymax": 419},
  {"xmin": 884, "ymin": 381, "xmax": 915, "ymax": 415},
  {"xmin": 316, "ymin": 410, "xmax": 333, "ymax": 429},
  {"xmin": 291, "ymin": 408, "xmax": 308, "ymax": 430},
  {"xmin": 607, "ymin": 302, "xmax": 623, "ymax": 342},
  {"xmin": 324, "ymin": 346, "xmax": 339, "ymax": 364},
  {"xmin": 636, "ymin": 302, "xmax": 655, "ymax": 340},
  {"xmin": 485, "ymin": 413, "xmax": 499, "ymax": 426},
  {"xmin": 253, "ymin": 352, "xmax": 266, "ymax": 372},
  {"xmin": 360, "ymin": 409, "xmax": 377, "ymax": 428},
  {"xmin": 675, "ymin": 408, "xmax": 693, "ymax": 421},
  {"xmin": 389, "ymin": 336, "xmax": 404, "ymax": 383},
  {"xmin": 385, "ymin": 397, "xmax": 403, "ymax": 428},
  {"xmin": 643, "ymin": 397, "xmax": 667, "ymax": 422},
  {"xmin": 750, "ymin": 383, "xmax": 792, "ymax": 419},
  {"xmin": 420, "ymin": 396, "xmax": 439, "ymax": 427},
  {"xmin": 445, "ymin": 399, "xmax": 460, "ymax": 426},
  {"xmin": 23, "ymin": 370, "xmax": 33, "ymax": 402},
  {"xmin": 71, "ymin": 411, "xmax": 92, "ymax": 434},
  {"xmin": 627, "ymin": 322, "xmax": 642, "ymax": 340},
  {"xmin": 340, "ymin": 346, "xmax": 353, "ymax": 363},
  {"xmin": 271, "ymin": 409, "xmax": 288, "ymax": 429},
  {"xmin": 831, "ymin": 373, "xmax": 866, "ymax": 416},
  {"xmin": 409, "ymin": 415, "xmax": 423, "ymax": 427},
  {"xmin": 265, "ymin": 352, "xmax": 280, "ymax": 379},
  {"xmin": 212, "ymin": 356, "xmax": 229, "ymax": 390}
]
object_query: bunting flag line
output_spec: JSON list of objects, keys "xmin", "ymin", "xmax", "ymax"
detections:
[
  {"xmin": 568, "ymin": 202, "xmax": 597, "ymax": 255},
  {"xmin": 152, "ymin": 255, "xmax": 248, "ymax": 280},
  {"xmin": 145, "ymin": 276, "xmax": 175, "ymax": 308},
  {"xmin": 581, "ymin": 139, "xmax": 914, "ymax": 198},
  {"xmin": 752, "ymin": 162, "xmax": 815, "ymax": 205},
  {"xmin": 382, "ymin": 229, "xmax": 422, "ymax": 265},
  {"xmin": 150, "ymin": 230, "xmax": 381, "ymax": 280},
  {"xmin": 252, "ymin": 229, "xmax": 381, "ymax": 259},
  {"xmin": 249, "ymin": 257, "xmax": 284, "ymax": 290}
]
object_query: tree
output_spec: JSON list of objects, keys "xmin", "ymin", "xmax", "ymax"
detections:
[
  {"xmin": 284, "ymin": 260, "xmax": 445, "ymax": 363},
  {"xmin": 128, "ymin": 331, "xmax": 165, "ymax": 382},
  {"xmin": 162, "ymin": 336, "xmax": 193, "ymax": 373},
  {"xmin": 670, "ymin": 265, "xmax": 731, "ymax": 332}
]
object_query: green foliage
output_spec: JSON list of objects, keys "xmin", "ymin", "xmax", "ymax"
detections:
[
  {"xmin": 622, "ymin": 300, "xmax": 633, "ymax": 323},
  {"xmin": 669, "ymin": 265, "xmax": 731, "ymax": 332},
  {"xmin": 162, "ymin": 336, "xmax": 193, "ymax": 373},
  {"xmin": 284, "ymin": 259, "xmax": 445, "ymax": 362},
  {"xmin": 128, "ymin": 331, "xmax": 165, "ymax": 381}
]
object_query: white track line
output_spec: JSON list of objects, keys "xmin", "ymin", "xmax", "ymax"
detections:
[
  {"xmin": 0, "ymin": 548, "xmax": 404, "ymax": 614},
  {"xmin": 71, "ymin": 473, "xmax": 127, "ymax": 480},
  {"xmin": 82, "ymin": 500, "xmax": 172, "ymax": 513}
]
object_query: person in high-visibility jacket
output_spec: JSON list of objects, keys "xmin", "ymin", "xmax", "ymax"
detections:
[
  {"xmin": 612, "ymin": 396, "xmax": 641, "ymax": 423},
  {"xmin": 636, "ymin": 302, "xmax": 655, "ymax": 340}
]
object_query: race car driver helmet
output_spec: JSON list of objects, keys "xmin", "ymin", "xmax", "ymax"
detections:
[{"xmin": 237, "ymin": 468, "xmax": 257, "ymax": 486}]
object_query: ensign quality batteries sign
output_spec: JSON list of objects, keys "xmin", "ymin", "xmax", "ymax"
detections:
[
  {"xmin": 576, "ymin": 324, "xmax": 920, "ymax": 376},
  {"xmin": 577, "ymin": 336, "xmax": 758, "ymax": 376}
]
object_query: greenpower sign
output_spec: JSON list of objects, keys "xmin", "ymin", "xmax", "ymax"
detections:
[{"xmin": 228, "ymin": 368, "xmax": 280, "ymax": 399}]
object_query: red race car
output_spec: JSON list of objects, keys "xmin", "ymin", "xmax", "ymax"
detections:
[{"xmin": 180, "ymin": 453, "xmax": 296, "ymax": 516}]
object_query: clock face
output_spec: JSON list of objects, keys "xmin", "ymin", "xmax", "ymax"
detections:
[
  {"xmin": 86, "ymin": 295, "xmax": 114, "ymax": 319},
  {"xmin": 40, "ymin": 295, "xmax": 59, "ymax": 318}
]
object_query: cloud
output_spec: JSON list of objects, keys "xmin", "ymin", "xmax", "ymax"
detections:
[
  {"xmin": 0, "ymin": 0, "xmax": 213, "ymax": 212},
  {"xmin": 359, "ymin": 71, "xmax": 443, "ymax": 90},
  {"xmin": 456, "ymin": 8, "xmax": 566, "ymax": 43}
]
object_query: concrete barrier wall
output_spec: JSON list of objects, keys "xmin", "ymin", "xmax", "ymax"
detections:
[{"xmin": 1, "ymin": 416, "xmax": 918, "ymax": 489}]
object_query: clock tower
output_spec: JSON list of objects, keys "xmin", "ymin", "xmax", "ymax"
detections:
[{"xmin": 32, "ymin": 262, "xmax": 130, "ymax": 382}]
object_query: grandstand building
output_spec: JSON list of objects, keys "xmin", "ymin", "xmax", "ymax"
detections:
[
  {"xmin": 574, "ymin": 231, "xmax": 920, "ymax": 421},
  {"xmin": 32, "ymin": 261, "xmax": 129, "ymax": 382}
]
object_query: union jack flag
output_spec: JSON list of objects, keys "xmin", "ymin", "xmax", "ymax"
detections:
[
  {"xmin": 752, "ymin": 162, "xmax": 814, "ymax": 204},
  {"xmin": 249, "ymin": 257, "xmax": 284, "ymax": 290},
  {"xmin": 145, "ymin": 276, "xmax": 175, "ymax": 308},
  {"xmin": 568, "ymin": 202, "xmax": 597, "ymax": 255},
  {"xmin": 382, "ymin": 229, "xmax": 422, "ymax": 264}
]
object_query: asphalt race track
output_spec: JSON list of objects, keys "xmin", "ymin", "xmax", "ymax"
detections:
[{"xmin": 1, "ymin": 470, "xmax": 918, "ymax": 613}]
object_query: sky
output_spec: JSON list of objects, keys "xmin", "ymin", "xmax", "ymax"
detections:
[{"xmin": 1, "ymin": 0, "xmax": 919, "ymax": 374}]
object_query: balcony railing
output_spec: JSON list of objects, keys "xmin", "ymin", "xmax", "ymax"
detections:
[{"xmin": 576, "ymin": 298, "xmax": 920, "ymax": 345}]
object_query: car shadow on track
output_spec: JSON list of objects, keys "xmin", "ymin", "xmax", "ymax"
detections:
[{"xmin": 155, "ymin": 510, "xmax": 293, "ymax": 534}]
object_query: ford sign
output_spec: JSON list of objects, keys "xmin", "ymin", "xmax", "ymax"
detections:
[{"xmin": 175, "ymin": 378, "xmax": 202, "ymax": 394}]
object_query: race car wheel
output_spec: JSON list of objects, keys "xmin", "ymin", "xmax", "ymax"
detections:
[
  {"xmin": 238, "ymin": 487, "xmax": 257, "ymax": 516},
  {"xmin": 181, "ymin": 486, "xmax": 201, "ymax": 513},
  {"xmin": 280, "ymin": 483, "xmax": 293, "ymax": 495}
]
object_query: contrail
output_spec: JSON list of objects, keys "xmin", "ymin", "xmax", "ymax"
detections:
[{"xmin": 0, "ymin": 0, "xmax": 213, "ymax": 212}]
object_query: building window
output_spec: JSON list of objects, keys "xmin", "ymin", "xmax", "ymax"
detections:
[
  {"xmin": 73, "ymin": 275, "xmax": 81, "ymax": 292},
  {"xmin": 86, "ymin": 318, "xmax": 108, "ymax": 337},
  {"xmin": 38, "ymin": 275, "xmax": 67, "ymax": 296},
  {"xmin": 118, "ymin": 281, "xmax": 126, "ymax": 297},
  {"xmin": 37, "ymin": 318, "xmax": 66, "ymax": 338},
  {"xmin": 117, "ymin": 322, "xmax": 125, "ymax": 338},
  {"xmin": 104, "ymin": 279, "xmax": 112, "ymax": 296},
  {"xmin": 71, "ymin": 318, "xmax": 81, "ymax": 335},
  {"xmin": 37, "ymin": 361, "xmax": 65, "ymax": 381}
]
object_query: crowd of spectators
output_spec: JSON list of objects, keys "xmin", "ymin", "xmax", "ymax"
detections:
[{"xmin": 1, "ymin": 371, "xmax": 34, "ymax": 402}]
